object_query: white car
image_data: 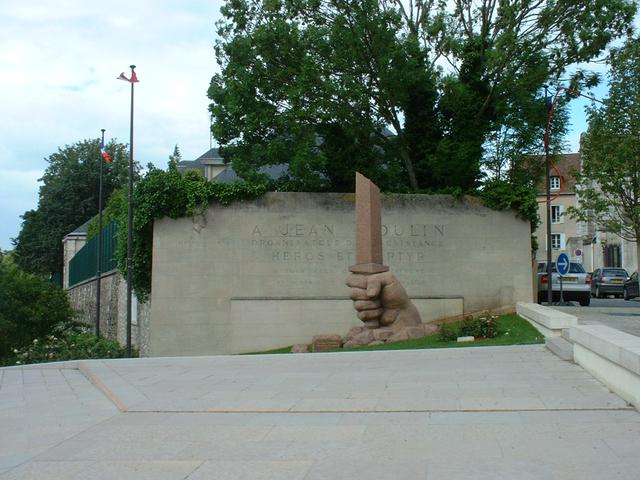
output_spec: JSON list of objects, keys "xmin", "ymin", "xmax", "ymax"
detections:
[{"xmin": 536, "ymin": 261, "xmax": 591, "ymax": 306}]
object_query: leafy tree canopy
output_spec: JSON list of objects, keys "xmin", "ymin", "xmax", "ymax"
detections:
[
  {"xmin": 209, "ymin": 0, "xmax": 635, "ymax": 192},
  {"xmin": 13, "ymin": 138, "xmax": 135, "ymax": 277},
  {"xmin": 0, "ymin": 254, "xmax": 74, "ymax": 364},
  {"xmin": 569, "ymin": 36, "xmax": 640, "ymax": 270}
]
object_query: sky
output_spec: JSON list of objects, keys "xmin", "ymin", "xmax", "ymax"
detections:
[
  {"xmin": 0, "ymin": 0, "xmax": 628, "ymax": 251},
  {"xmin": 0, "ymin": 1, "xmax": 225, "ymax": 251}
]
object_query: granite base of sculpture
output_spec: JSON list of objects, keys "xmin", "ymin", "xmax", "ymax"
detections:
[{"xmin": 340, "ymin": 172, "xmax": 437, "ymax": 348}]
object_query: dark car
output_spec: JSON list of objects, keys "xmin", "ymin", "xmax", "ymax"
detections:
[
  {"xmin": 623, "ymin": 272, "xmax": 639, "ymax": 300},
  {"xmin": 591, "ymin": 267, "xmax": 629, "ymax": 298},
  {"xmin": 537, "ymin": 261, "xmax": 591, "ymax": 306}
]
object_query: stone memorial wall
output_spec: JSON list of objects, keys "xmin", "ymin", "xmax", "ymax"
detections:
[{"xmin": 149, "ymin": 192, "xmax": 532, "ymax": 356}]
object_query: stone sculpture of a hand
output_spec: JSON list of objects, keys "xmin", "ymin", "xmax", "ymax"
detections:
[{"xmin": 345, "ymin": 271, "xmax": 421, "ymax": 329}]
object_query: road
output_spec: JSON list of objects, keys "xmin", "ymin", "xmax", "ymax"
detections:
[
  {"xmin": 589, "ymin": 297, "xmax": 640, "ymax": 308},
  {"xmin": 550, "ymin": 296, "xmax": 640, "ymax": 337}
]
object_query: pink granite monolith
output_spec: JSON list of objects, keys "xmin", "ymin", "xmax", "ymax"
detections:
[{"xmin": 349, "ymin": 173, "xmax": 389, "ymax": 275}]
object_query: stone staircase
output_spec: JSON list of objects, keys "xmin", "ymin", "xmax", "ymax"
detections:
[
  {"xmin": 516, "ymin": 302, "xmax": 576, "ymax": 362},
  {"xmin": 545, "ymin": 328, "xmax": 574, "ymax": 361}
]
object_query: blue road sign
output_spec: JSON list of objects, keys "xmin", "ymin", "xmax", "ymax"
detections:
[{"xmin": 557, "ymin": 253, "xmax": 570, "ymax": 276}]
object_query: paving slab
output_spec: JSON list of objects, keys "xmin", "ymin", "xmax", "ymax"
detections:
[
  {"xmin": 0, "ymin": 368, "xmax": 118, "ymax": 473},
  {"xmin": 2, "ymin": 345, "xmax": 640, "ymax": 479},
  {"xmin": 76, "ymin": 346, "xmax": 628, "ymax": 413}
]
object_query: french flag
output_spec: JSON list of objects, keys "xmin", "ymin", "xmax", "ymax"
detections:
[
  {"xmin": 117, "ymin": 71, "xmax": 140, "ymax": 83},
  {"xmin": 101, "ymin": 143, "xmax": 112, "ymax": 164}
]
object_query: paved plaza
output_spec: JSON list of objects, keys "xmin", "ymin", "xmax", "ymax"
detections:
[{"xmin": 2, "ymin": 345, "xmax": 640, "ymax": 479}]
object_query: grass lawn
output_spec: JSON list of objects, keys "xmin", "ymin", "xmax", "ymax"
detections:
[{"xmin": 244, "ymin": 313, "xmax": 544, "ymax": 354}]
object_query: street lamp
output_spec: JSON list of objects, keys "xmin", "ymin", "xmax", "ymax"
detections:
[
  {"xmin": 542, "ymin": 85, "xmax": 605, "ymax": 305},
  {"xmin": 544, "ymin": 85, "xmax": 553, "ymax": 304}
]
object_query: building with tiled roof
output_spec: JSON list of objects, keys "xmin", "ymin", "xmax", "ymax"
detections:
[
  {"xmin": 176, "ymin": 148, "xmax": 227, "ymax": 181},
  {"xmin": 536, "ymin": 152, "xmax": 637, "ymax": 276},
  {"xmin": 176, "ymin": 148, "xmax": 289, "ymax": 183}
]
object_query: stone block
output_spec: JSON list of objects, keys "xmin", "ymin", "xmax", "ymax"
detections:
[
  {"xmin": 457, "ymin": 336, "xmax": 474, "ymax": 342},
  {"xmin": 347, "ymin": 329, "xmax": 375, "ymax": 346},
  {"xmin": 570, "ymin": 325, "xmax": 640, "ymax": 376},
  {"xmin": 545, "ymin": 336, "xmax": 573, "ymax": 361},
  {"xmin": 372, "ymin": 328, "xmax": 395, "ymax": 342},
  {"xmin": 516, "ymin": 302, "xmax": 577, "ymax": 337},
  {"xmin": 386, "ymin": 330, "xmax": 410, "ymax": 343},
  {"xmin": 311, "ymin": 334, "xmax": 342, "ymax": 352},
  {"xmin": 291, "ymin": 344, "xmax": 308, "ymax": 353}
]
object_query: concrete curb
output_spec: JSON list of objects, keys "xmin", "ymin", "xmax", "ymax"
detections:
[
  {"xmin": 516, "ymin": 302, "xmax": 577, "ymax": 337},
  {"xmin": 570, "ymin": 324, "xmax": 640, "ymax": 410}
]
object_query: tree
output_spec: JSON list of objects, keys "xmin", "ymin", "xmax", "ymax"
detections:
[
  {"xmin": 569, "ymin": 37, "xmax": 640, "ymax": 272},
  {"xmin": 168, "ymin": 144, "xmax": 182, "ymax": 171},
  {"xmin": 210, "ymin": 0, "xmax": 413, "ymax": 192},
  {"xmin": 209, "ymin": 0, "xmax": 635, "ymax": 192},
  {"xmin": 0, "ymin": 254, "xmax": 74, "ymax": 364},
  {"xmin": 13, "ymin": 139, "xmax": 134, "ymax": 278}
]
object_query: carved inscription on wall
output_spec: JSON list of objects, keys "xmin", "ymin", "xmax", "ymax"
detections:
[
  {"xmin": 248, "ymin": 223, "xmax": 446, "ymax": 275},
  {"xmin": 249, "ymin": 224, "xmax": 347, "ymax": 275}
]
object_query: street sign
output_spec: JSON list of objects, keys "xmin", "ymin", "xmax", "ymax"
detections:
[
  {"xmin": 557, "ymin": 253, "xmax": 570, "ymax": 276},
  {"xmin": 575, "ymin": 248, "xmax": 582, "ymax": 257}
]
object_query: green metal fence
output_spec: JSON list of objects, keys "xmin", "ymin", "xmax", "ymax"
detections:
[{"xmin": 68, "ymin": 221, "xmax": 118, "ymax": 287}]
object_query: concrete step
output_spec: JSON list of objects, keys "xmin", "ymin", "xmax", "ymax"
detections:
[
  {"xmin": 561, "ymin": 328, "xmax": 572, "ymax": 342},
  {"xmin": 546, "ymin": 336, "xmax": 574, "ymax": 361}
]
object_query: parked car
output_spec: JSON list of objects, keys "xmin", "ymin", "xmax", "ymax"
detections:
[
  {"xmin": 590, "ymin": 267, "xmax": 629, "ymax": 298},
  {"xmin": 623, "ymin": 272, "xmax": 639, "ymax": 300},
  {"xmin": 537, "ymin": 261, "xmax": 591, "ymax": 306}
]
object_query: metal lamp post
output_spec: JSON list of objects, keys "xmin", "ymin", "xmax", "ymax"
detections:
[
  {"xmin": 544, "ymin": 85, "xmax": 553, "ymax": 304},
  {"xmin": 96, "ymin": 129, "xmax": 106, "ymax": 336},
  {"xmin": 126, "ymin": 65, "xmax": 136, "ymax": 357}
]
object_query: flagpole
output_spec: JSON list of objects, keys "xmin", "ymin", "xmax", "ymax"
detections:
[
  {"xmin": 126, "ymin": 65, "xmax": 136, "ymax": 357},
  {"xmin": 96, "ymin": 129, "xmax": 106, "ymax": 337}
]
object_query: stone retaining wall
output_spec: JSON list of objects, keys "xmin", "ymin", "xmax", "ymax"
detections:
[{"xmin": 66, "ymin": 272, "xmax": 150, "ymax": 356}]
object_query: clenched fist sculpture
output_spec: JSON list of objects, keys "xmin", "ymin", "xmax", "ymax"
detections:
[{"xmin": 345, "ymin": 271, "xmax": 422, "ymax": 329}]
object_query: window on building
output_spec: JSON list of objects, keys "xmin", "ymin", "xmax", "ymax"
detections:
[
  {"xmin": 551, "ymin": 205, "xmax": 563, "ymax": 224},
  {"xmin": 551, "ymin": 233, "xmax": 562, "ymax": 249},
  {"xmin": 550, "ymin": 176, "xmax": 560, "ymax": 190}
]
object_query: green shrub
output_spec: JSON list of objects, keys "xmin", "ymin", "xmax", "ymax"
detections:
[
  {"xmin": 458, "ymin": 318, "xmax": 477, "ymax": 337},
  {"xmin": 12, "ymin": 320, "xmax": 134, "ymax": 365},
  {"xmin": 438, "ymin": 312, "xmax": 498, "ymax": 343},
  {"xmin": 476, "ymin": 314, "xmax": 498, "ymax": 338},
  {"xmin": 459, "ymin": 312, "xmax": 498, "ymax": 339},
  {"xmin": 0, "ymin": 255, "xmax": 74, "ymax": 364},
  {"xmin": 439, "ymin": 322, "xmax": 459, "ymax": 341}
]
